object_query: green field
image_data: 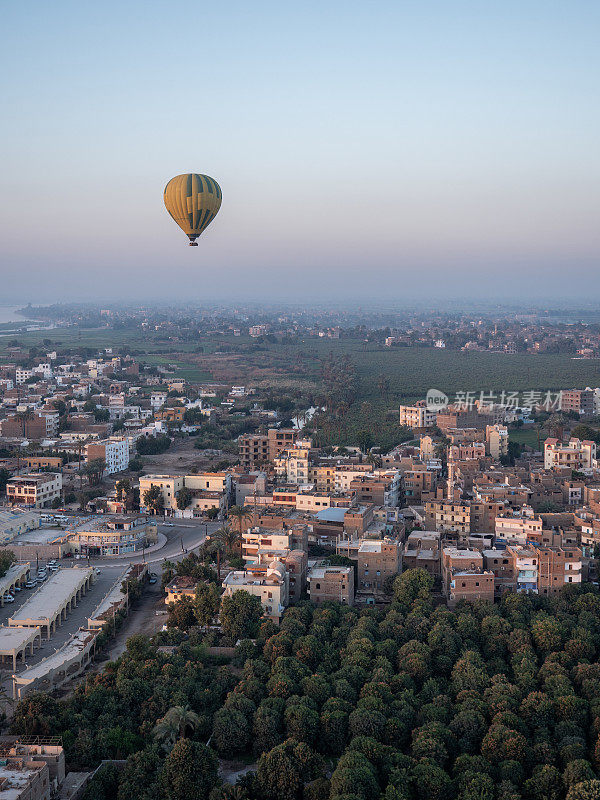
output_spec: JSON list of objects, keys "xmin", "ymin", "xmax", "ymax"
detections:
[
  {"xmin": 2, "ymin": 327, "xmax": 599, "ymax": 401},
  {"xmin": 508, "ymin": 426, "xmax": 544, "ymax": 449}
]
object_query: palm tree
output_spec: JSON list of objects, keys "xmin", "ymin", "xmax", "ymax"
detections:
[
  {"xmin": 18, "ymin": 409, "xmax": 34, "ymax": 440},
  {"xmin": 227, "ymin": 505, "xmax": 251, "ymax": 553},
  {"xmin": 152, "ymin": 705, "xmax": 201, "ymax": 752}
]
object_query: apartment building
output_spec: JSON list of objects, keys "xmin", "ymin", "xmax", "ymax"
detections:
[
  {"xmin": 448, "ymin": 570, "xmax": 494, "ymax": 607},
  {"xmin": 403, "ymin": 530, "xmax": 441, "ymax": 575},
  {"xmin": 267, "ymin": 428, "xmax": 297, "ymax": 461},
  {"xmin": 560, "ymin": 389, "xmax": 594, "ymax": 416},
  {"xmin": 449, "ymin": 442, "xmax": 486, "ymax": 461},
  {"xmin": 399, "ymin": 403, "xmax": 436, "ymax": 429},
  {"xmin": 6, "ymin": 473, "xmax": 62, "ymax": 508},
  {"xmin": 486, "ymin": 425, "xmax": 509, "ymax": 459},
  {"xmin": 238, "ymin": 433, "xmax": 269, "ymax": 469},
  {"xmin": 348, "ymin": 471, "xmax": 401, "ymax": 507},
  {"xmin": 442, "ymin": 547, "xmax": 494, "ymax": 607},
  {"xmin": 222, "ymin": 561, "xmax": 289, "ymax": 623},
  {"xmin": 0, "ymin": 410, "xmax": 58, "ymax": 439},
  {"xmin": 425, "ymin": 500, "xmax": 471, "ymax": 534},
  {"xmin": 495, "ymin": 506, "xmax": 543, "ymax": 543},
  {"xmin": 308, "ymin": 565, "xmax": 354, "ymax": 605},
  {"xmin": 274, "ymin": 440, "xmax": 312, "ymax": 485},
  {"xmin": 403, "ymin": 467, "xmax": 437, "ymax": 503},
  {"xmin": 86, "ymin": 437, "xmax": 129, "ymax": 474},
  {"xmin": 483, "ymin": 548, "xmax": 516, "ymax": 596},
  {"xmin": 155, "ymin": 407, "xmax": 185, "ymax": 422},
  {"xmin": 436, "ymin": 407, "xmax": 485, "ymax": 432},
  {"xmin": 544, "ymin": 437, "xmax": 596, "ymax": 471},
  {"xmin": 357, "ymin": 538, "xmax": 401, "ymax": 594},
  {"xmin": 536, "ymin": 546, "xmax": 582, "ymax": 594},
  {"xmin": 139, "ymin": 474, "xmax": 185, "ymax": 511}
]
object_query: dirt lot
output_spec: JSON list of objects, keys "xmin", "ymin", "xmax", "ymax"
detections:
[{"xmin": 140, "ymin": 436, "xmax": 235, "ymax": 475}]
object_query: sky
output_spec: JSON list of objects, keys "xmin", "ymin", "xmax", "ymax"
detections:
[{"xmin": 1, "ymin": 0, "xmax": 599, "ymax": 305}]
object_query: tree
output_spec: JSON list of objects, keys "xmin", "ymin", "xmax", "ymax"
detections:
[
  {"xmin": 228, "ymin": 505, "xmax": 252, "ymax": 551},
  {"xmin": 0, "ymin": 550, "xmax": 16, "ymax": 579},
  {"xmin": 176, "ymin": 487, "xmax": 193, "ymax": 510},
  {"xmin": 153, "ymin": 705, "xmax": 202, "ymax": 752},
  {"xmin": 194, "ymin": 582, "xmax": 221, "ymax": 627},
  {"xmin": 167, "ymin": 597, "xmax": 198, "ymax": 631},
  {"xmin": 393, "ymin": 569, "xmax": 434, "ymax": 610},
  {"xmin": 212, "ymin": 707, "xmax": 251, "ymax": 755},
  {"xmin": 117, "ymin": 745, "xmax": 163, "ymax": 800},
  {"xmin": 567, "ymin": 781, "xmax": 600, "ymax": 800},
  {"xmin": 257, "ymin": 738, "xmax": 323, "ymax": 800},
  {"xmin": 221, "ymin": 591, "xmax": 262, "ymax": 641},
  {"xmin": 356, "ymin": 430, "xmax": 374, "ymax": 454},
  {"xmin": 161, "ymin": 738, "xmax": 218, "ymax": 800},
  {"xmin": 144, "ymin": 485, "xmax": 165, "ymax": 514},
  {"xmin": 83, "ymin": 458, "xmax": 106, "ymax": 485}
]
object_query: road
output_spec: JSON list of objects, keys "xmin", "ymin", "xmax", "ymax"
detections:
[{"xmin": 84, "ymin": 520, "xmax": 220, "ymax": 569}]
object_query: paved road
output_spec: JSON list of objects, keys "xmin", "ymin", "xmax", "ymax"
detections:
[{"xmin": 85, "ymin": 520, "xmax": 219, "ymax": 570}]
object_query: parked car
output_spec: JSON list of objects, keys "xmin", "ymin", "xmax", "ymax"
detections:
[
  {"xmin": 163, "ymin": 522, "xmax": 174, "ymax": 527},
  {"xmin": 48, "ymin": 565, "xmax": 59, "ymax": 572},
  {"xmin": 25, "ymin": 581, "xmax": 37, "ymax": 589},
  {"xmin": 2, "ymin": 595, "xmax": 14, "ymax": 603},
  {"xmin": 95, "ymin": 568, "xmax": 101, "ymax": 575},
  {"xmin": 148, "ymin": 576, "xmax": 157, "ymax": 585}
]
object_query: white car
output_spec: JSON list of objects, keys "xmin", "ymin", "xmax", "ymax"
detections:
[
  {"xmin": 25, "ymin": 581, "xmax": 37, "ymax": 589},
  {"xmin": 163, "ymin": 522, "xmax": 174, "ymax": 527},
  {"xmin": 2, "ymin": 595, "xmax": 14, "ymax": 603},
  {"xmin": 48, "ymin": 565, "xmax": 59, "ymax": 572}
]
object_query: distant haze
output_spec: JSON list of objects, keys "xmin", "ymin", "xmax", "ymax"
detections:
[{"xmin": 1, "ymin": 1, "xmax": 599, "ymax": 303}]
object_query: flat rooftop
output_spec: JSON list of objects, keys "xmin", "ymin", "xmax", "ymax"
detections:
[
  {"xmin": 15, "ymin": 629, "xmax": 97, "ymax": 682},
  {"xmin": 0, "ymin": 626, "xmax": 40, "ymax": 652},
  {"xmin": 9, "ymin": 568, "xmax": 93, "ymax": 624}
]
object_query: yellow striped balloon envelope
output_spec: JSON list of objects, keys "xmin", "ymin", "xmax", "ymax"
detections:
[{"xmin": 164, "ymin": 173, "xmax": 222, "ymax": 246}]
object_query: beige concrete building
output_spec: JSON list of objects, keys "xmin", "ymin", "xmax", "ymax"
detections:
[
  {"xmin": 66, "ymin": 515, "xmax": 157, "ymax": 556},
  {"xmin": 139, "ymin": 474, "xmax": 184, "ymax": 512},
  {"xmin": 165, "ymin": 575, "xmax": 197, "ymax": 605},
  {"xmin": 6, "ymin": 474, "xmax": 62, "ymax": 509},
  {"xmin": 425, "ymin": 499, "xmax": 471, "ymax": 534},
  {"xmin": 544, "ymin": 437, "xmax": 596, "ymax": 471},
  {"xmin": 399, "ymin": 404, "xmax": 436, "ymax": 429},
  {"xmin": 308, "ymin": 565, "xmax": 354, "ymax": 605},
  {"xmin": 222, "ymin": 561, "xmax": 289, "ymax": 623},
  {"xmin": 486, "ymin": 424, "xmax": 509, "ymax": 459}
]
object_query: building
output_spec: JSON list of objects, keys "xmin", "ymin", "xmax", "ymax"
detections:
[
  {"xmin": 560, "ymin": 389, "xmax": 594, "ymax": 416},
  {"xmin": 442, "ymin": 547, "xmax": 494, "ymax": 607},
  {"xmin": 67, "ymin": 515, "xmax": 157, "ymax": 556},
  {"xmin": 0, "ymin": 410, "xmax": 58, "ymax": 439},
  {"xmin": 536, "ymin": 545, "xmax": 582, "ymax": 594},
  {"xmin": 425, "ymin": 500, "xmax": 471, "ymax": 534},
  {"xmin": 222, "ymin": 561, "xmax": 289, "ymax": 623},
  {"xmin": 399, "ymin": 403, "xmax": 436, "ymax": 429},
  {"xmin": 486, "ymin": 424, "xmax": 509, "ymax": 459},
  {"xmin": 495, "ymin": 506, "xmax": 543, "ymax": 543},
  {"xmin": 238, "ymin": 433, "xmax": 269, "ymax": 469},
  {"xmin": 308, "ymin": 565, "xmax": 354, "ymax": 605},
  {"xmin": 357, "ymin": 538, "xmax": 401, "ymax": 595},
  {"xmin": 0, "ymin": 740, "xmax": 66, "ymax": 800},
  {"xmin": 274, "ymin": 441, "xmax": 312, "ymax": 485},
  {"xmin": 165, "ymin": 575, "xmax": 197, "ymax": 605},
  {"xmin": 544, "ymin": 437, "xmax": 596, "ymax": 471},
  {"xmin": 139, "ymin": 474, "xmax": 185, "ymax": 512},
  {"xmin": 6, "ymin": 474, "xmax": 62, "ymax": 508},
  {"xmin": 268, "ymin": 428, "xmax": 298, "ymax": 461},
  {"xmin": 86, "ymin": 437, "xmax": 129, "ymax": 474},
  {"xmin": 155, "ymin": 407, "xmax": 185, "ymax": 423}
]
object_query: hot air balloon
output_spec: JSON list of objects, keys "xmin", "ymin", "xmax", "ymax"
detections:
[{"xmin": 164, "ymin": 173, "xmax": 222, "ymax": 246}]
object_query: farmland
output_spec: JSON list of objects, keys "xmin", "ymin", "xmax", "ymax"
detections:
[{"xmin": 2, "ymin": 327, "xmax": 599, "ymax": 403}]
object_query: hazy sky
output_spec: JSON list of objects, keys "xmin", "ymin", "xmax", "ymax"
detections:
[{"xmin": 1, "ymin": 1, "xmax": 599, "ymax": 304}]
